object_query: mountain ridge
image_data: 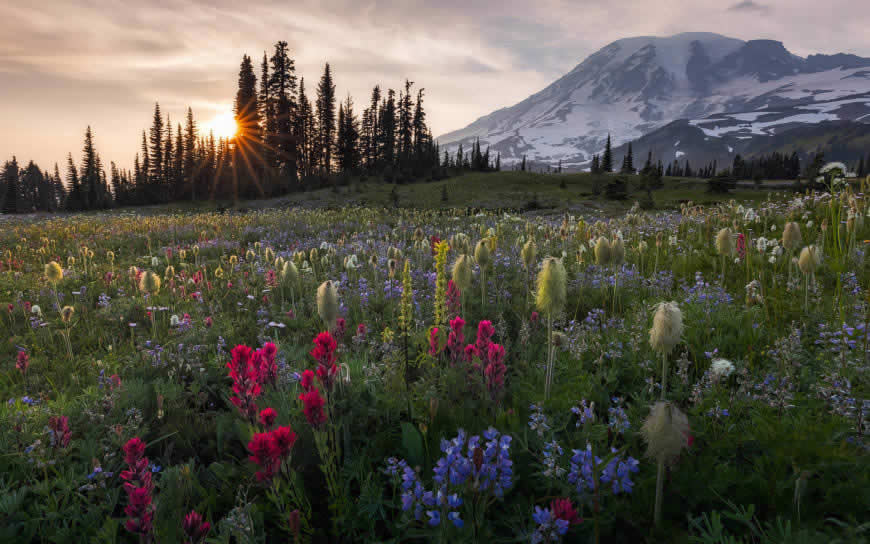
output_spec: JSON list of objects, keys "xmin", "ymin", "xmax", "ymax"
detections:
[{"xmin": 438, "ymin": 32, "xmax": 870, "ymax": 170}]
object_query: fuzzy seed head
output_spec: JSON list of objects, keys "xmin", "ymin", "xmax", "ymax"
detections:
[
  {"xmin": 282, "ymin": 261, "xmax": 298, "ymax": 285},
  {"xmin": 536, "ymin": 257, "xmax": 567, "ymax": 316},
  {"xmin": 139, "ymin": 270, "xmax": 161, "ymax": 295},
  {"xmin": 715, "ymin": 228, "xmax": 733, "ymax": 256},
  {"xmin": 316, "ymin": 280, "xmax": 340, "ymax": 331},
  {"xmin": 782, "ymin": 222, "xmax": 802, "ymax": 251},
  {"xmin": 452, "ymin": 255, "xmax": 473, "ymax": 292},
  {"xmin": 610, "ymin": 237, "xmax": 625, "ymax": 266},
  {"xmin": 641, "ymin": 402, "xmax": 690, "ymax": 464},
  {"xmin": 798, "ymin": 245, "xmax": 820, "ymax": 275},
  {"xmin": 521, "ymin": 239, "xmax": 537, "ymax": 271},
  {"xmin": 594, "ymin": 237, "xmax": 611, "ymax": 266},
  {"xmin": 649, "ymin": 301, "xmax": 683, "ymax": 356},
  {"xmin": 60, "ymin": 305, "xmax": 75, "ymax": 323},
  {"xmin": 474, "ymin": 240, "xmax": 491, "ymax": 268},
  {"xmin": 45, "ymin": 261, "xmax": 63, "ymax": 283}
]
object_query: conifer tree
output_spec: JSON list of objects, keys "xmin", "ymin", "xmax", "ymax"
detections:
[
  {"xmin": 53, "ymin": 162, "xmax": 65, "ymax": 209},
  {"xmin": 163, "ymin": 118, "xmax": 174, "ymax": 199},
  {"xmin": 183, "ymin": 107, "xmax": 197, "ymax": 200},
  {"xmin": 269, "ymin": 41, "xmax": 297, "ymax": 181},
  {"xmin": 149, "ymin": 103, "xmax": 164, "ymax": 188},
  {"xmin": 315, "ymin": 63, "xmax": 336, "ymax": 175},
  {"xmin": 295, "ymin": 77, "xmax": 314, "ymax": 179},
  {"xmin": 364, "ymin": 85, "xmax": 381, "ymax": 170},
  {"xmin": 412, "ymin": 87, "xmax": 427, "ymax": 160},
  {"xmin": 81, "ymin": 126, "xmax": 101, "ymax": 209},
  {"xmin": 234, "ymin": 54, "xmax": 260, "ymax": 198},
  {"xmin": 379, "ymin": 89, "xmax": 397, "ymax": 168},
  {"xmin": 398, "ymin": 80, "xmax": 414, "ymax": 166},
  {"xmin": 2, "ymin": 157, "xmax": 19, "ymax": 214},
  {"xmin": 602, "ymin": 134, "xmax": 613, "ymax": 173},
  {"xmin": 336, "ymin": 95, "xmax": 359, "ymax": 173}
]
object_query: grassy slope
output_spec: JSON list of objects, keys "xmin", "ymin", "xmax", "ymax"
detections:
[{"xmin": 267, "ymin": 171, "xmax": 773, "ymax": 213}]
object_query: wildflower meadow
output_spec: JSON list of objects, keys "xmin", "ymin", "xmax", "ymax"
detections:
[{"xmin": 1, "ymin": 186, "xmax": 869, "ymax": 543}]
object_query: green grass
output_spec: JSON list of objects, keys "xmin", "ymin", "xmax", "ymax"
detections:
[{"xmin": 259, "ymin": 171, "xmax": 777, "ymax": 213}]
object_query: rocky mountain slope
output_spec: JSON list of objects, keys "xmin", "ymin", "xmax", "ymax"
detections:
[{"xmin": 438, "ymin": 33, "xmax": 870, "ymax": 170}]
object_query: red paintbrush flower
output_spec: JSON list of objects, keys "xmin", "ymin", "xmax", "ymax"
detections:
[
  {"xmin": 551, "ymin": 498, "xmax": 582, "ymax": 525},
  {"xmin": 259, "ymin": 407, "xmax": 277, "ymax": 428},
  {"xmin": 299, "ymin": 368, "xmax": 315, "ymax": 392},
  {"xmin": 271, "ymin": 425, "xmax": 297, "ymax": 457},
  {"xmin": 123, "ymin": 437, "xmax": 146, "ymax": 465},
  {"xmin": 182, "ymin": 510, "xmax": 211, "ymax": 544},
  {"xmin": 48, "ymin": 415, "xmax": 70, "ymax": 448},
  {"xmin": 299, "ymin": 388, "xmax": 327, "ymax": 427},
  {"xmin": 310, "ymin": 332, "xmax": 337, "ymax": 367}
]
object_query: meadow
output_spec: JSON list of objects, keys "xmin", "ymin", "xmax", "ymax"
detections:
[{"xmin": 1, "ymin": 176, "xmax": 868, "ymax": 543}]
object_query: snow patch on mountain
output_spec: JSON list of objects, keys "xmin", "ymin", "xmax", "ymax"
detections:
[{"xmin": 437, "ymin": 33, "xmax": 870, "ymax": 169}]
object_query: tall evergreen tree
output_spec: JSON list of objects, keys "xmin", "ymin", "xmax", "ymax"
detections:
[
  {"xmin": 412, "ymin": 87, "xmax": 427, "ymax": 160},
  {"xmin": 81, "ymin": 126, "xmax": 104, "ymax": 209},
  {"xmin": 621, "ymin": 142, "xmax": 634, "ymax": 174},
  {"xmin": 315, "ymin": 63, "xmax": 336, "ymax": 175},
  {"xmin": 602, "ymin": 134, "xmax": 613, "ymax": 173},
  {"xmin": 295, "ymin": 77, "xmax": 314, "ymax": 179},
  {"xmin": 397, "ymin": 80, "xmax": 414, "ymax": 166},
  {"xmin": 52, "ymin": 162, "xmax": 65, "ymax": 209},
  {"xmin": 269, "ymin": 41, "xmax": 297, "ymax": 182},
  {"xmin": 163, "ymin": 118, "xmax": 174, "ymax": 199},
  {"xmin": 183, "ymin": 107, "xmax": 197, "ymax": 200},
  {"xmin": 379, "ymin": 89, "xmax": 396, "ymax": 168},
  {"xmin": 336, "ymin": 95, "xmax": 359, "ymax": 173},
  {"xmin": 259, "ymin": 51, "xmax": 276, "ymax": 170},
  {"xmin": 66, "ymin": 152, "xmax": 82, "ymax": 210},
  {"xmin": 173, "ymin": 122, "xmax": 183, "ymax": 198},
  {"xmin": 234, "ymin": 54, "xmax": 260, "ymax": 198},
  {"xmin": 364, "ymin": 85, "xmax": 381, "ymax": 170},
  {"xmin": 2, "ymin": 157, "xmax": 19, "ymax": 214},
  {"xmin": 149, "ymin": 103, "xmax": 164, "ymax": 188}
]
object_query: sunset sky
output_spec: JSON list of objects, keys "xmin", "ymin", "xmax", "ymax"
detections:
[{"xmin": 2, "ymin": 0, "xmax": 870, "ymax": 170}]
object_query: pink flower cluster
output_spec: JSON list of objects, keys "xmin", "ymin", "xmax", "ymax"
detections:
[
  {"xmin": 298, "ymin": 370, "xmax": 327, "ymax": 427},
  {"xmin": 439, "ymin": 318, "xmax": 508, "ymax": 399},
  {"xmin": 736, "ymin": 233, "xmax": 746, "ymax": 261},
  {"xmin": 310, "ymin": 331, "xmax": 339, "ymax": 391},
  {"xmin": 226, "ymin": 342, "xmax": 279, "ymax": 419},
  {"xmin": 446, "ymin": 279, "xmax": 461, "ymax": 318},
  {"xmin": 48, "ymin": 415, "xmax": 70, "ymax": 448},
  {"xmin": 182, "ymin": 510, "xmax": 211, "ymax": 544},
  {"xmin": 120, "ymin": 437, "xmax": 154, "ymax": 536},
  {"xmin": 446, "ymin": 316, "xmax": 466, "ymax": 364},
  {"xmin": 247, "ymin": 425, "xmax": 298, "ymax": 481},
  {"xmin": 16, "ymin": 351, "xmax": 29, "ymax": 375}
]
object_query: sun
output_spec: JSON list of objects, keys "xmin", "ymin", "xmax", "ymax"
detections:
[{"xmin": 205, "ymin": 111, "xmax": 238, "ymax": 139}]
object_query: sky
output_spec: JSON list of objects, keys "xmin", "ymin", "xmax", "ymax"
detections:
[{"xmin": 2, "ymin": 0, "xmax": 870, "ymax": 171}]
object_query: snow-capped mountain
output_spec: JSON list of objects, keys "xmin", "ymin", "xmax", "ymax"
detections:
[{"xmin": 437, "ymin": 32, "xmax": 870, "ymax": 169}]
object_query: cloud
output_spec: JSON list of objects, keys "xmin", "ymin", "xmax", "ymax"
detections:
[
  {"xmin": 0, "ymin": 0, "xmax": 869, "ymax": 170},
  {"xmin": 728, "ymin": 1, "xmax": 771, "ymax": 13}
]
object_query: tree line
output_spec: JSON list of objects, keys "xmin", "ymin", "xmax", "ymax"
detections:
[{"xmin": 3, "ymin": 40, "xmax": 493, "ymax": 213}]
